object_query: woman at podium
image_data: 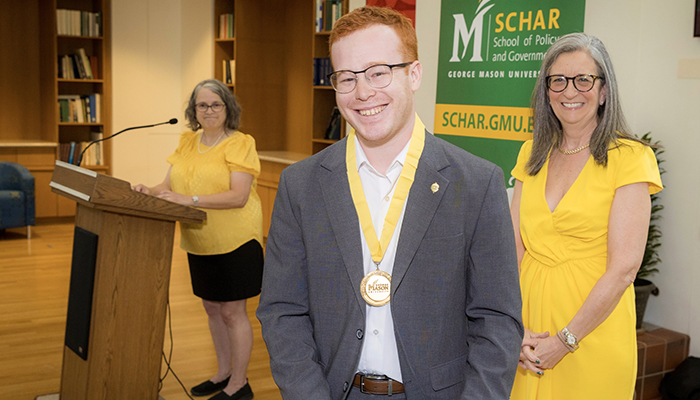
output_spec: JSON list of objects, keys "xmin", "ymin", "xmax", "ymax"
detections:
[{"xmin": 132, "ymin": 78, "xmax": 261, "ymax": 400}]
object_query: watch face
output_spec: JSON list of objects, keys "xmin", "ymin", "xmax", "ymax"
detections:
[{"xmin": 567, "ymin": 336, "xmax": 576, "ymax": 345}]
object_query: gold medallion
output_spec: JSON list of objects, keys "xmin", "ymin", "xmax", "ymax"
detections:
[{"xmin": 360, "ymin": 270, "xmax": 392, "ymax": 307}]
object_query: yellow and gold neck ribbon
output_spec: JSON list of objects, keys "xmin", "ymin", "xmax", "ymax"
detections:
[{"xmin": 345, "ymin": 115, "xmax": 426, "ymax": 265}]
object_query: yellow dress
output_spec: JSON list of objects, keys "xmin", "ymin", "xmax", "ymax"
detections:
[{"xmin": 510, "ymin": 139, "xmax": 662, "ymax": 400}]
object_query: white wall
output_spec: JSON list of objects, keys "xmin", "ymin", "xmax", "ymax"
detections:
[
  {"xmin": 112, "ymin": 0, "xmax": 213, "ymax": 187},
  {"xmin": 112, "ymin": 0, "xmax": 700, "ymax": 355}
]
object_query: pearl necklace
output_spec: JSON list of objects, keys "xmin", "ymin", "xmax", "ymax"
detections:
[
  {"xmin": 197, "ymin": 131, "xmax": 226, "ymax": 154},
  {"xmin": 558, "ymin": 142, "xmax": 590, "ymax": 155}
]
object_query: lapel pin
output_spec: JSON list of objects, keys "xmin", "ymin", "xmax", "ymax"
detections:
[{"xmin": 431, "ymin": 182, "xmax": 439, "ymax": 193}]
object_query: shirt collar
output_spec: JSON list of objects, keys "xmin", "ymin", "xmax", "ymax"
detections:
[{"xmin": 354, "ymin": 135, "xmax": 410, "ymax": 177}]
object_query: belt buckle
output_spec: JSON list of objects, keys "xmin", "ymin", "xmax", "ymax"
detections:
[{"xmin": 360, "ymin": 374, "xmax": 393, "ymax": 396}]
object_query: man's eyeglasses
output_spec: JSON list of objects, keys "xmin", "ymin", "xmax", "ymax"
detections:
[
  {"xmin": 196, "ymin": 103, "xmax": 225, "ymax": 113},
  {"xmin": 546, "ymin": 74, "xmax": 604, "ymax": 93},
  {"xmin": 328, "ymin": 62, "xmax": 413, "ymax": 94}
]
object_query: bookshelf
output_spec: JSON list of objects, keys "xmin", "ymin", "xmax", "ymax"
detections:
[{"xmin": 0, "ymin": 0, "xmax": 111, "ymax": 218}]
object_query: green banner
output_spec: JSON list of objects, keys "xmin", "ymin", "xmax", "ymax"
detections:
[{"xmin": 434, "ymin": 0, "xmax": 585, "ymax": 187}]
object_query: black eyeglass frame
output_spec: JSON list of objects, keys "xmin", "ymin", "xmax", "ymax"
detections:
[
  {"xmin": 327, "ymin": 62, "xmax": 413, "ymax": 93},
  {"xmin": 195, "ymin": 103, "xmax": 226, "ymax": 113},
  {"xmin": 545, "ymin": 74, "xmax": 605, "ymax": 93}
]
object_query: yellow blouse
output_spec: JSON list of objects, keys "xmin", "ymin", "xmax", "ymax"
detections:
[{"xmin": 167, "ymin": 131, "xmax": 263, "ymax": 255}]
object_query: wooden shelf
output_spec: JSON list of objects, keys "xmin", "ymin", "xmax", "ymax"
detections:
[
  {"xmin": 57, "ymin": 35, "xmax": 104, "ymax": 40},
  {"xmin": 0, "ymin": 140, "xmax": 58, "ymax": 148},
  {"xmin": 58, "ymin": 78, "xmax": 105, "ymax": 83}
]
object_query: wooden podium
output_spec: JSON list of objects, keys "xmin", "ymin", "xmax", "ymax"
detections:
[{"xmin": 50, "ymin": 161, "xmax": 206, "ymax": 399}]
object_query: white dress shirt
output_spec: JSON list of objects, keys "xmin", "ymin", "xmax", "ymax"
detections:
[{"xmin": 354, "ymin": 135, "xmax": 410, "ymax": 383}]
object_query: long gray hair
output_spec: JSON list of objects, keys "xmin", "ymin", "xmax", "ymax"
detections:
[
  {"xmin": 526, "ymin": 32, "xmax": 646, "ymax": 175},
  {"xmin": 184, "ymin": 79, "xmax": 241, "ymax": 132}
]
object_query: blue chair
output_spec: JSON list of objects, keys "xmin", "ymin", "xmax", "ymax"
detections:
[{"xmin": 0, "ymin": 161, "xmax": 36, "ymax": 239}]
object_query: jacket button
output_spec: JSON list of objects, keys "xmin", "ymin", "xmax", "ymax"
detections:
[
  {"xmin": 356, "ymin": 329, "xmax": 363, "ymax": 339},
  {"xmin": 344, "ymin": 381, "xmax": 349, "ymax": 391}
]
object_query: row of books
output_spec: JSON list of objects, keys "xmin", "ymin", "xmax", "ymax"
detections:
[
  {"xmin": 219, "ymin": 13, "xmax": 234, "ymax": 39},
  {"xmin": 56, "ymin": 9, "xmax": 102, "ymax": 37},
  {"xmin": 315, "ymin": 0, "xmax": 343, "ymax": 32},
  {"xmin": 59, "ymin": 134, "xmax": 104, "ymax": 166},
  {"xmin": 223, "ymin": 59, "xmax": 235, "ymax": 85},
  {"xmin": 58, "ymin": 94, "xmax": 101, "ymax": 123},
  {"xmin": 58, "ymin": 48, "xmax": 97, "ymax": 80},
  {"xmin": 313, "ymin": 58, "xmax": 332, "ymax": 86}
]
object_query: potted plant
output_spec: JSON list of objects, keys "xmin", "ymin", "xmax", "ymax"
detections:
[{"xmin": 634, "ymin": 132, "xmax": 665, "ymax": 331}]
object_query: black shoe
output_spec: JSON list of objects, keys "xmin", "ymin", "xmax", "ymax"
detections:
[
  {"xmin": 207, "ymin": 381, "xmax": 253, "ymax": 400},
  {"xmin": 190, "ymin": 376, "xmax": 231, "ymax": 396}
]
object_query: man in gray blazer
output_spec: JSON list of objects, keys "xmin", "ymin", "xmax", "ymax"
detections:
[{"xmin": 257, "ymin": 6, "xmax": 523, "ymax": 400}]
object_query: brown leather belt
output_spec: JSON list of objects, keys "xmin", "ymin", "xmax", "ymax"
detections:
[{"xmin": 353, "ymin": 374, "xmax": 405, "ymax": 395}]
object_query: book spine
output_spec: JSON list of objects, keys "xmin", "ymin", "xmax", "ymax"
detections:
[
  {"xmin": 95, "ymin": 93, "xmax": 101, "ymax": 123},
  {"xmin": 316, "ymin": 0, "xmax": 323, "ymax": 33},
  {"xmin": 68, "ymin": 142, "xmax": 76, "ymax": 164},
  {"xmin": 325, "ymin": 0, "xmax": 333, "ymax": 31},
  {"xmin": 77, "ymin": 48, "xmax": 92, "ymax": 79}
]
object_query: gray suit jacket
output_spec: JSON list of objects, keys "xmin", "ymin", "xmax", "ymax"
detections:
[{"xmin": 257, "ymin": 130, "xmax": 523, "ymax": 400}]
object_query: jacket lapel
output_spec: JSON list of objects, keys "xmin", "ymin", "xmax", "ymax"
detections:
[
  {"xmin": 318, "ymin": 140, "xmax": 367, "ymax": 315},
  {"xmin": 392, "ymin": 131, "xmax": 450, "ymax": 293}
]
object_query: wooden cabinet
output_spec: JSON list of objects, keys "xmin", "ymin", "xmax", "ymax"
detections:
[{"xmin": 0, "ymin": 0, "xmax": 112, "ymax": 218}]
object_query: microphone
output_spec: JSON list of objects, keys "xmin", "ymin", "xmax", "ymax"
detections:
[{"xmin": 77, "ymin": 118, "xmax": 178, "ymax": 166}]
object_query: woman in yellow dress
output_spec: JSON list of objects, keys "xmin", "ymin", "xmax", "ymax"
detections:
[
  {"xmin": 510, "ymin": 33, "xmax": 662, "ymax": 399},
  {"xmin": 133, "ymin": 79, "xmax": 261, "ymax": 400}
]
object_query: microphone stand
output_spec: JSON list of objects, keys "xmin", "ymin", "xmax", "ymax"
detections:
[{"xmin": 77, "ymin": 119, "xmax": 177, "ymax": 166}]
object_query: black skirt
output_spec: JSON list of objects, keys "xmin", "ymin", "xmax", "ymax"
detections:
[{"xmin": 187, "ymin": 239, "xmax": 264, "ymax": 302}]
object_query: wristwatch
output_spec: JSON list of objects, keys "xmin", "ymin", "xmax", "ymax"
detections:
[
  {"xmin": 192, "ymin": 195, "xmax": 199, "ymax": 207},
  {"xmin": 561, "ymin": 327, "xmax": 579, "ymax": 351}
]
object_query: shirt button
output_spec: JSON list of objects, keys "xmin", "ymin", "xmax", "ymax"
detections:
[
  {"xmin": 356, "ymin": 329, "xmax": 363, "ymax": 339},
  {"xmin": 344, "ymin": 382, "xmax": 349, "ymax": 391},
  {"xmin": 373, "ymin": 329, "xmax": 379, "ymax": 335},
  {"xmin": 384, "ymin": 196, "xmax": 390, "ymax": 201}
]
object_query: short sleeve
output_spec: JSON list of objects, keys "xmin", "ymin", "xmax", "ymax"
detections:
[
  {"xmin": 166, "ymin": 132, "xmax": 196, "ymax": 166},
  {"xmin": 511, "ymin": 140, "xmax": 533, "ymax": 182},
  {"xmin": 610, "ymin": 140, "xmax": 663, "ymax": 195},
  {"xmin": 224, "ymin": 133, "xmax": 261, "ymax": 178}
]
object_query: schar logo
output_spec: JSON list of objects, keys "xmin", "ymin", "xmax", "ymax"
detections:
[{"xmin": 449, "ymin": 0, "xmax": 495, "ymax": 62}]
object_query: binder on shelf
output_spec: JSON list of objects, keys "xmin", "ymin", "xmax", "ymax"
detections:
[
  {"xmin": 324, "ymin": 107, "xmax": 342, "ymax": 140},
  {"xmin": 223, "ymin": 59, "xmax": 235, "ymax": 85}
]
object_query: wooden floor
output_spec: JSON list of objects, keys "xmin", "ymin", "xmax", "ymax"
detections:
[{"xmin": 0, "ymin": 222, "xmax": 282, "ymax": 400}]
